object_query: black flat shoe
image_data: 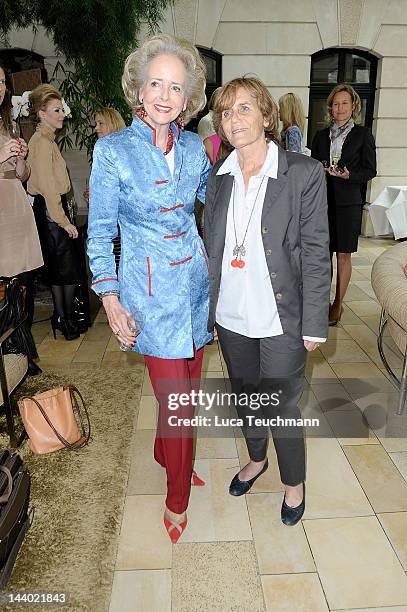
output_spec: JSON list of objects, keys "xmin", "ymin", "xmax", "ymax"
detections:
[
  {"xmin": 281, "ymin": 484, "xmax": 305, "ymax": 526},
  {"xmin": 229, "ymin": 459, "xmax": 269, "ymax": 496}
]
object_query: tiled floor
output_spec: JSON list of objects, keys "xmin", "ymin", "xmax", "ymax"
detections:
[{"xmin": 32, "ymin": 237, "xmax": 407, "ymax": 611}]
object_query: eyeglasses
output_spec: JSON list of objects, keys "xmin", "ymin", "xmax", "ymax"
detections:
[{"xmin": 0, "ymin": 79, "xmax": 6, "ymax": 86}]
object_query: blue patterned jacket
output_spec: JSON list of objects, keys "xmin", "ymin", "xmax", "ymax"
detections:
[{"xmin": 87, "ymin": 117, "xmax": 212, "ymax": 358}]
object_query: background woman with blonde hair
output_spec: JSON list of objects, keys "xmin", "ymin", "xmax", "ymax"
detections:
[
  {"xmin": 88, "ymin": 34, "xmax": 211, "ymax": 543},
  {"xmin": 28, "ymin": 84, "xmax": 81, "ymax": 341},
  {"xmin": 311, "ymin": 83, "xmax": 376, "ymax": 325},
  {"xmin": 94, "ymin": 107, "xmax": 125, "ymax": 138},
  {"xmin": 278, "ymin": 92, "xmax": 305, "ymax": 153}
]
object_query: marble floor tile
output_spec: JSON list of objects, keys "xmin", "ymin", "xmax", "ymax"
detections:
[
  {"xmin": 324, "ymin": 409, "xmax": 379, "ymax": 445},
  {"xmin": 305, "ymin": 359, "xmax": 338, "ymax": 383},
  {"xmin": 115, "ymin": 495, "xmax": 172, "ymax": 570},
  {"xmin": 343, "ymin": 445, "xmax": 407, "ymax": 512},
  {"xmin": 247, "ymin": 493, "xmax": 315, "ymax": 574},
  {"xmin": 109, "ymin": 569, "xmax": 171, "ymax": 612},
  {"xmin": 181, "ymin": 458, "xmax": 252, "ymax": 542},
  {"xmin": 141, "ymin": 371, "xmax": 154, "ymax": 395},
  {"xmin": 303, "ymin": 515, "xmax": 407, "ymax": 609},
  {"xmin": 81, "ymin": 323, "xmax": 112, "ymax": 342},
  {"xmin": 127, "ymin": 430, "xmax": 166, "ymax": 495},
  {"xmin": 347, "ymin": 300, "xmax": 382, "ymax": 317},
  {"xmin": 327, "ymin": 326, "xmax": 352, "ymax": 340},
  {"xmin": 304, "ymin": 438, "xmax": 373, "ymax": 519},
  {"xmin": 72, "ymin": 340, "xmax": 107, "ymax": 363},
  {"xmin": 236, "ymin": 436, "xmax": 284, "ymax": 493},
  {"xmin": 378, "ymin": 512, "xmax": 407, "ymax": 570},
  {"xmin": 172, "ymin": 541, "xmax": 264, "ymax": 612},
  {"xmin": 332, "ymin": 606, "xmax": 407, "ymax": 612},
  {"xmin": 136, "ymin": 395, "xmax": 158, "ymax": 429},
  {"xmin": 331, "ymin": 361, "xmax": 387, "ymax": 380},
  {"xmin": 261, "ymin": 573, "xmax": 328, "ymax": 612},
  {"xmin": 344, "ymin": 283, "xmax": 376, "ymax": 301},
  {"xmin": 339, "ymin": 376, "xmax": 397, "ymax": 401},
  {"xmin": 352, "ymin": 279, "xmax": 377, "ymax": 299},
  {"xmin": 339, "ymin": 305, "xmax": 364, "ymax": 325},
  {"xmin": 354, "ymin": 393, "xmax": 407, "ymax": 452},
  {"xmin": 390, "ymin": 452, "xmax": 407, "ymax": 480},
  {"xmin": 310, "ymin": 382, "xmax": 358, "ymax": 413},
  {"xmin": 342, "ymin": 324, "xmax": 401, "ymax": 369},
  {"xmin": 194, "ymin": 435, "xmax": 238, "ymax": 459},
  {"xmin": 319, "ymin": 339, "xmax": 370, "ymax": 363},
  {"xmin": 101, "ymin": 351, "xmax": 145, "ymax": 368}
]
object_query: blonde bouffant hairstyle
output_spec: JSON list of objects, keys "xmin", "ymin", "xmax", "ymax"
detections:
[
  {"xmin": 95, "ymin": 107, "xmax": 126, "ymax": 134},
  {"xmin": 326, "ymin": 83, "xmax": 361, "ymax": 124},
  {"xmin": 278, "ymin": 92, "xmax": 305, "ymax": 134},
  {"xmin": 29, "ymin": 84, "xmax": 62, "ymax": 118},
  {"xmin": 122, "ymin": 34, "xmax": 206, "ymax": 124},
  {"xmin": 213, "ymin": 76, "xmax": 280, "ymax": 145}
]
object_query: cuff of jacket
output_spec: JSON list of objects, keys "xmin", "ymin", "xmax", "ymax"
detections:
[{"xmin": 91, "ymin": 277, "xmax": 119, "ymax": 295}]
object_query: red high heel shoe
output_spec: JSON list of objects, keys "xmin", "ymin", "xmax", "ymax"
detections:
[
  {"xmin": 163, "ymin": 510, "xmax": 188, "ymax": 544},
  {"xmin": 191, "ymin": 470, "xmax": 205, "ymax": 486}
]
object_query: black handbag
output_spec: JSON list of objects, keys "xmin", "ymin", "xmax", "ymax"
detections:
[
  {"xmin": 0, "ymin": 450, "xmax": 33, "ymax": 588},
  {"xmin": 0, "ymin": 278, "xmax": 36, "ymax": 359}
]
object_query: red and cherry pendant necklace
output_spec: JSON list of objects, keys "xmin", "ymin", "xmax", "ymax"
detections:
[{"xmin": 231, "ymin": 175, "xmax": 266, "ymax": 268}]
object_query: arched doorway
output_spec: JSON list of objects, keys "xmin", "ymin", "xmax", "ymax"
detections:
[{"xmin": 307, "ymin": 48, "xmax": 378, "ymax": 148}]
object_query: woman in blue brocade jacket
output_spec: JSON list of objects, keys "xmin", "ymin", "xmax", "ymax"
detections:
[{"xmin": 87, "ymin": 35, "xmax": 211, "ymax": 543}]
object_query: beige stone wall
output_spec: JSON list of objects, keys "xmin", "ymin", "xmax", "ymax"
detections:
[{"xmin": 4, "ymin": 0, "xmax": 407, "ymax": 208}]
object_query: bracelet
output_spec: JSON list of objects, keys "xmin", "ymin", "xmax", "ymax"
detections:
[{"xmin": 99, "ymin": 291, "xmax": 120, "ymax": 301}]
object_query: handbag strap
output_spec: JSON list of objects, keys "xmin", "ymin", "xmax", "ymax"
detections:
[{"xmin": 20, "ymin": 385, "xmax": 91, "ymax": 450}]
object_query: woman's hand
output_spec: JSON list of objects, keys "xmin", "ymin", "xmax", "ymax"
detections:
[
  {"xmin": 0, "ymin": 139, "xmax": 22, "ymax": 163},
  {"xmin": 15, "ymin": 138, "xmax": 28, "ymax": 159},
  {"xmin": 328, "ymin": 165, "xmax": 350, "ymax": 180},
  {"xmin": 63, "ymin": 223, "xmax": 79, "ymax": 239},
  {"xmin": 304, "ymin": 340, "xmax": 320, "ymax": 352},
  {"xmin": 102, "ymin": 295, "xmax": 137, "ymax": 347}
]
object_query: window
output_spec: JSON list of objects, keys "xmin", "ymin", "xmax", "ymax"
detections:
[
  {"xmin": 307, "ymin": 49, "xmax": 377, "ymax": 147},
  {"xmin": 188, "ymin": 47, "xmax": 222, "ymax": 133}
]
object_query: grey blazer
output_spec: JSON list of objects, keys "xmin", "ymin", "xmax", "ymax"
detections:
[{"xmin": 203, "ymin": 147, "xmax": 331, "ymax": 341}]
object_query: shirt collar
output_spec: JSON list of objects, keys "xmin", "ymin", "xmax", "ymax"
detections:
[
  {"xmin": 217, "ymin": 140, "xmax": 278, "ymax": 179},
  {"xmin": 131, "ymin": 116, "xmax": 180, "ymax": 145},
  {"xmin": 37, "ymin": 122, "xmax": 56, "ymax": 142}
]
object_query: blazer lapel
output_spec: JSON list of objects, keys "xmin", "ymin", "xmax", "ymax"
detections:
[
  {"xmin": 261, "ymin": 147, "xmax": 288, "ymax": 220},
  {"xmin": 211, "ymin": 172, "xmax": 234, "ymax": 255}
]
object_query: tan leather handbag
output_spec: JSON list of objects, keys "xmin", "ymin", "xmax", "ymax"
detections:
[{"xmin": 18, "ymin": 385, "xmax": 91, "ymax": 454}]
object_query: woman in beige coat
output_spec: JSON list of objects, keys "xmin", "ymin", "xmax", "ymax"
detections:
[{"xmin": 0, "ymin": 60, "xmax": 43, "ymax": 373}]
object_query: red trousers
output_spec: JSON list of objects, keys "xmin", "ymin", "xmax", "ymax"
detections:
[{"xmin": 144, "ymin": 345, "xmax": 204, "ymax": 513}]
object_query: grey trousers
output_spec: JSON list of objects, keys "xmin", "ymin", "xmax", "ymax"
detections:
[{"xmin": 217, "ymin": 324, "xmax": 306, "ymax": 486}]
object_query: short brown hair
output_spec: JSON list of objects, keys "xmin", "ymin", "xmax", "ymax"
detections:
[
  {"xmin": 29, "ymin": 84, "xmax": 62, "ymax": 118},
  {"xmin": 326, "ymin": 83, "xmax": 361, "ymax": 123},
  {"xmin": 95, "ymin": 107, "xmax": 126, "ymax": 134},
  {"xmin": 212, "ymin": 76, "xmax": 280, "ymax": 145}
]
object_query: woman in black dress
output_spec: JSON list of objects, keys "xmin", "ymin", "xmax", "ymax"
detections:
[{"xmin": 311, "ymin": 84, "xmax": 376, "ymax": 325}]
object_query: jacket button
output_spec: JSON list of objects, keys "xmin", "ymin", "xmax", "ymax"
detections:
[
  {"xmin": 262, "ymin": 226, "xmax": 268, "ymax": 234},
  {"xmin": 266, "ymin": 249, "xmax": 272, "ymax": 256},
  {"xmin": 276, "ymin": 292, "xmax": 283, "ymax": 300},
  {"xmin": 271, "ymin": 272, "xmax": 277, "ymax": 279}
]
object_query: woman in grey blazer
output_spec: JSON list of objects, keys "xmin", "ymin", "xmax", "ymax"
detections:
[{"xmin": 204, "ymin": 77, "xmax": 331, "ymax": 525}]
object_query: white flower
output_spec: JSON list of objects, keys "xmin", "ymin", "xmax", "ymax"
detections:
[
  {"xmin": 62, "ymin": 99, "xmax": 71, "ymax": 118},
  {"xmin": 11, "ymin": 90, "xmax": 31, "ymax": 120}
]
